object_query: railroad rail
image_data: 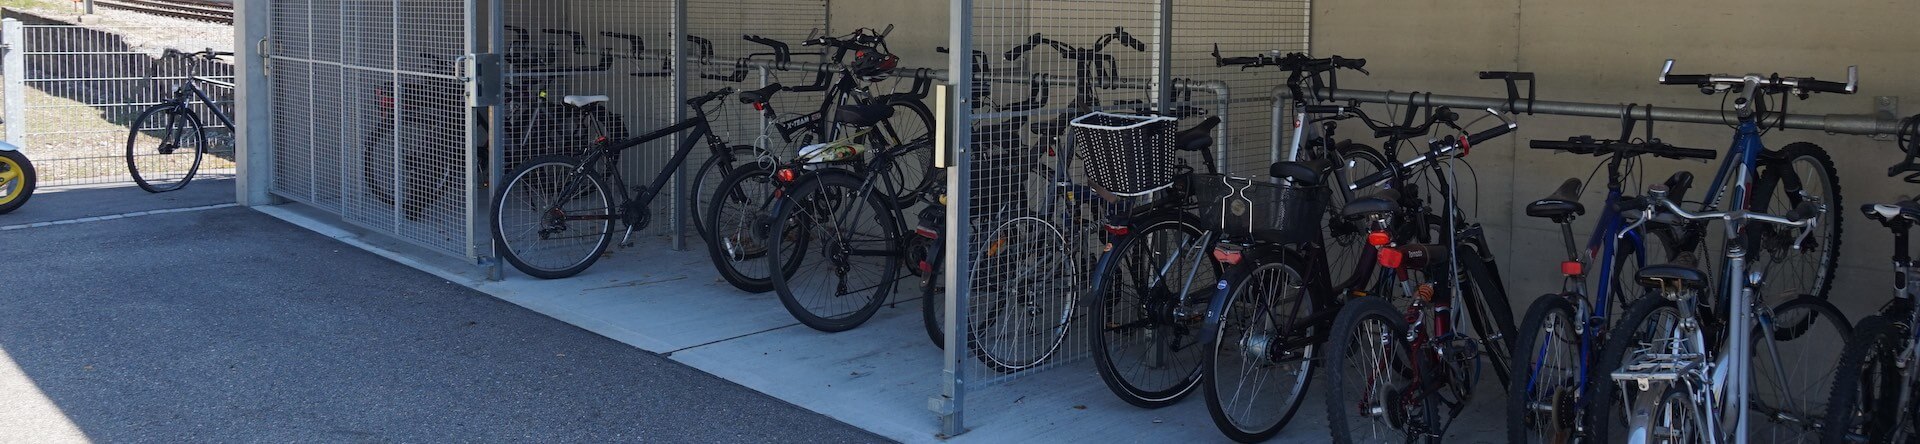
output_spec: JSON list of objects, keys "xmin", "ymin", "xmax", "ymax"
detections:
[{"xmin": 91, "ymin": 0, "xmax": 233, "ymax": 24}]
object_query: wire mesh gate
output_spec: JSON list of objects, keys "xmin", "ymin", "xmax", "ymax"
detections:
[
  {"xmin": 2, "ymin": 21, "xmax": 235, "ymax": 187},
  {"xmin": 266, "ymin": 0, "xmax": 480, "ymax": 259},
  {"xmin": 938, "ymin": 0, "xmax": 1308, "ymax": 434}
]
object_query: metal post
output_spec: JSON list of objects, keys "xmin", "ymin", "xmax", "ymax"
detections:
[
  {"xmin": 462, "ymin": 0, "xmax": 481, "ymax": 262},
  {"xmin": 668, "ymin": 0, "xmax": 689, "ymax": 251},
  {"xmin": 1154, "ymin": 0, "xmax": 1171, "ymax": 115},
  {"xmin": 2, "ymin": 19, "xmax": 25, "ymax": 148},
  {"xmin": 230, "ymin": 0, "xmax": 273, "ymax": 205},
  {"xmin": 934, "ymin": 0, "xmax": 973, "ymax": 435},
  {"xmin": 484, "ymin": 0, "xmax": 506, "ymax": 279}
]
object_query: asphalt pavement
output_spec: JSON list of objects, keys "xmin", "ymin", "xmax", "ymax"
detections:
[{"xmin": 0, "ymin": 187, "xmax": 887, "ymax": 442}]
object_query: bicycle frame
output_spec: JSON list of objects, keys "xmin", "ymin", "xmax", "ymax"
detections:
[
  {"xmin": 170, "ymin": 77, "xmax": 236, "ymax": 130},
  {"xmin": 561, "ymin": 104, "xmax": 728, "ymax": 225}
]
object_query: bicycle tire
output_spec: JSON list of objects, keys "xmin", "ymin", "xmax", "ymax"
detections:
[
  {"xmin": 1324, "ymin": 295, "xmax": 1422, "ymax": 444},
  {"xmin": 1749, "ymin": 294, "xmax": 1850, "ymax": 442},
  {"xmin": 1821, "ymin": 315, "xmax": 1909, "ymax": 444},
  {"xmin": 692, "ymin": 145, "xmax": 768, "ymax": 242},
  {"xmin": 876, "ymin": 98, "xmax": 937, "ymax": 207},
  {"xmin": 490, "ymin": 155, "xmax": 615, "ymax": 279},
  {"xmin": 1203, "ymin": 258, "xmax": 1317, "ymax": 442},
  {"xmin": 1507, "ymin": 294, "xmax": 1580, "ymax": 444},
  {"xmin": 767, "ymin": 171, "xmax": 901, "ymax": 332},
  {"xmin": 125, "ymin": 103, "xmax": 204, "ymax": 193},
  {"xmin": 1585, "ymin": 295, "xmax": 1683, "ymax": 444},
  {"xmin": 922, "ymin": 259, "xmax": 945, "ymax": 348},
  {"xmin": 704, "ymin": 162, "xmax": 805, "ymax": 293},
  {"xmin": 1089, "ymin": 215, "xmax": 1216, "ymax": 408},
  {"xmin": 969, "ymin": 214, "xmax": 1078, "ymax": 373},
  {"xmin": 1752, "ymin": 142, "xmax": 1841, "ymax": 302},
  {"xmin": 1457, "ymin": 247, "xmax": 1518, "ymax": 388},
  {"xmin": 0, "ymin": 149, "xmax": 34, "ymax": 214}
]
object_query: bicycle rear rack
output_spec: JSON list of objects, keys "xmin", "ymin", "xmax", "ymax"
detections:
[{"xmin": 1611, "ymin": 350, "xmax": 1707, "ymax": 391}]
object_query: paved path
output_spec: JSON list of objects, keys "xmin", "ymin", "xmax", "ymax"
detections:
[{"xmin": 0, "ymin": 189, "xmax": 886, "ymax": 442}]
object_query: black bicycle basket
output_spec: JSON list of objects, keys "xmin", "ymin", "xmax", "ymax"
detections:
[
  {"xmin": 1070, "ymin": 112, "xmax": 1178, "ymax": 196},
  {"xmin": 1194, "ymin": 174, "xmax": 1327, "ymax": 244}
]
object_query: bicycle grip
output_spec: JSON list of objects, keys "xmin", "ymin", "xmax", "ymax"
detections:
[
  {"xmin": 1529, "ymin": 139, "xmax": 1599, "ymax": 154},
  {"xmin": 1660, "ymin": 74, "xmax": 1712, "ymax": 86},
  {"xmin": 1467, "ymin": 123, "xmax": 1515, "ymax": 146},
  {"xmin": 1302, "ymin": 104, "xmax": 1344, "ymax": 114},
  {"xmin": 1799, "ymin": 79, "xmax": 1852, "ymax": 94},
  {"xmin": 1217, "ymin": 56, "xmax": 1258, "ymax": 67}
]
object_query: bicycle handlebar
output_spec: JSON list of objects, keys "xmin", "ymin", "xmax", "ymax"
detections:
[
  {"xmin": 1618, "ymin": 183, "xmax": 1824, "ymax": 242},
  {"xmin": 1529, "ymin": 137, "xmax": 1718, "ymax": 160},
  {"xmin": 1211, "ymin": 47, "xmax": 1368, "ymax": 75},
  {"xmin": 1659, "ymin": 59, "xmax": 1859, "ymax": 95}
]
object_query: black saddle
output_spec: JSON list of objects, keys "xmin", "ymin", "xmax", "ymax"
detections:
[
  {"xmin": 833, "ymin": 103, "xmax": 896, "ymax": 126},
  {"xmin": 1526, "ymin": 178, "xmax": 1586, "ymax": 221},
  {"xmin": 738, "ymin": 83, "xmax": 782, "ymax": 104},
  {"xmin": 1636, "ymin": 264, "xmax": 1708, "ymax": 290},
  {"xmin": 1342, "ymin": 188, "xmax": 1400, "ymax": 219},
  {"xmin": 1270, "ymin": 159, "xmax": 1332, "ymax": 187}
]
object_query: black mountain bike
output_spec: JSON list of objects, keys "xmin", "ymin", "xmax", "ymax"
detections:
[
  {"xmin": 490, "ymin": 88, "xmax": 742, "ymax": 279},
  {"xmin": 126, "ymin": 48, "xmax": 234, "ymax": 193}
]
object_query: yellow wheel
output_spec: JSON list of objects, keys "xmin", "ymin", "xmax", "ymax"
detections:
[{"xmin": 0, "ymin": 149, "xmax": 36, "ymax": 214}]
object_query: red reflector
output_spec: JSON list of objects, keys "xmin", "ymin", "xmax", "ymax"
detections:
[
  {"xmin": 752, "ymin": 102, "xmax": 766, "ymax": 111},
  {"xmin": 1562, "ymin": 260, "xmax": 1584, "ymax": 276},
  {"xmin": 917, "ymin": 260, "xmax": 932, "ymax": 274},
  {"xmin": 1212, "ymin": 248, "xmax": 1242, "ymax": 265},
  {"xmin": 1459, "ymin": 137, "xmax": 1472, "ymax": 157},
  {"xmin": 1104, "ymin": 225, "xmax": 1130, "ymax": 236},
  {"xmin": 595, "ymin": 136, "xmax": 608, "ymax": 144},
  {"xmin": 776, "ymin": 169, "xmax": 796, "ymax": 183},
  {"xmin": 1367, "ymin": 231, "xmax": 1390, "ymax": 247},
  {"xmin": 1378, "ymin": 247, "xmax": 1405, "ymax": 269},
  {"xmin": 914, "ymin": 227, "xmax": 938, "ymax": 239}
]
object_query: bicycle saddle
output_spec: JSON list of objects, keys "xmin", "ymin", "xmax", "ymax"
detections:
[
  {"xmin": 1635, "ymin": 264, "xmax": 1708, "ymax": 290},
  {"xmin": 738, "ymin": 83, "xmax": 783, "ymax": 104},
  {"xmin": 1269, "ymin": 159, "xmax": 1330, "ymax": 186},
  {"xmin": 833, "ymin": 103, "xmax": 895, "ymax": 126},
  {"xmin": 563, "ymin": 95, "xmax": 610, "ymax": 107},
  {"xmin": 1863, "ymin": 197, "xmax": 1920, "ymax": 223},
  {"xmin": 1341, "ymin": 188, "xmax": 1399, "ymax": 219},
  {"xmin": 1175, "ymin": 116, "xmax": 1221, "ymax": 152},
  {"xmin": 1526, "ymin": 178, "xmax": 1586, "ymax": 221}
]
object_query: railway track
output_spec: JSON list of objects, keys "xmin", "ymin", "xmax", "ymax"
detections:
[{"xmin": 91, "ymin": 0, "xmax": 233, "ymax": 24}]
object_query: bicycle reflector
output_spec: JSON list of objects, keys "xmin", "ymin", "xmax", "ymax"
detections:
[
  {"xmin": 1562, "ymin": 260, "xmax": 1584, "ymax": 276},
  {"xmin": 1103, "ymin": 224, "xmax": 1129, "ymax": 237},
  {"xmin": 752, "ymin": 102, "xmax": 766, "ymax": 111},
  {"xmin": 1377, "ymin": 246, "xmax": 1405, "ymax": 269},
  {"xmin": 776, "ymin": 168, "xmax": 796, "ymax": 183},
  {"xmin": 1367, "ymin": 230, "xmax": 1390, "ymax": 247},
  {"xmin": 1212, "ymin": 245, "xmax": 1244, "ymax": 265}
]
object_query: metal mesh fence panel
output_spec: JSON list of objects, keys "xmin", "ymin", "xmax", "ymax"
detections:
[
  {"xmin": 11, "ymin": 23, "xmax": 235, "ymax": 187},
  {"xmin": 945, "ymin": 0, "xmax": 1308, "ymax": 432},
  {"xmin": 268, "ymin": 0, "xmax": 476, "ymax": 259}
]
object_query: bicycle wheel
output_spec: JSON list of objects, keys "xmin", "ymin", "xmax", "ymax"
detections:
[
  {"xmin": 1507, "ymin": 295, "xmax": 1581, "ymax": 443},
  {"xmin": 1651, "ymin": 386, "xmax": 1710, "ymax": 443},
  {"xmin": 970, "ymin": 215, "xmax": 1077, "ymax": 372},
  {"xmin": 125, "ymin": 103, "xmax": 205, "ymax": 193},
  {"xmin": 1089, "ymin": 216, "xmax": 1216, "ymax": 407},
  {"xmin": 876, "ymin": 98, "xmax": 936, "ymax": 206},
  {"xmin": 767, "ymin": 171, "xmax": 902, "ymax": 332},
  {"xmin": 0, "ymin": 149, "xmax": 34, "ymax": 214},
  {"xmin": 1753, "ymin": 142, "xmax": 1841, "ymax": 302},
  {"xmin": 490, "ymin": 155, "xmax": 614, "ymax": 279},
  {"xmin": 1822, "ymin": 315, "xmax": 1912, "ymax": 444},
  {"xmin": 692, "ymin": 145, "xmax": 768, "ymax": 242},
  {"xmin": 1204, "ymin": 259, "xmax": 1317, "ymax": 442},
  {"xmin": 1586, "ymin": 295, "xmax": 1685, "ymax": 443},
  {"xmin": 922, "ymin": 255, "xmax": 945, "ymax": 348},
  {"xmin": 1749, "ymin": 294, "xmax": 1851, "ymax": 443},
  {"xmin": 1457, "ymin": 248, "xmax": 1518, "ymax": 388},
  {"xmin": 705, "ymin": 162, "xmax": 806, "ymax": 293},
  {"xmin": 1324, "ymin": 295, "xmax": 1422, "ymax": 443},
  {"xmin": 1321, "ymin": 143, "xmax": 1387, "ymax": 290}
]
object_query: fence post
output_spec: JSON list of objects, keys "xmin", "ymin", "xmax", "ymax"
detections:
[
  {"xmin": 4, "ymin": 18, "xmax": 26, "ymax": 148},
  {"xmin": 231, "ymin": 1, "xmax": 274, "ymax": 205},
  {"xmin": 934, "ymin": 0, "xmax": 973, "ymax": 435}
]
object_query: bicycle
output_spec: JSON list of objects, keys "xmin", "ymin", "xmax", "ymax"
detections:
[
  {"xmin": 1589, "ymin": 181, "xmax": 1848, "ymax": 443},
  {"xmin": 1507, "ymin": 123, "xmax": 1722, "ymax": 443},
  {"xmin": 1650, "ymin": 60, "xmax": 1853, "ymax": 309},
  {"xmin": 125, "ymin": 48, "xmax": 234, "ymax": 193},
  {"xmin": 1587, "ymin": 63, "xmax": 1861, "ymax": 444},
  {"xmin": 489, "ymin": 87, "xmax": 745, "ymax": 279},
  {"xmin": 1076, "ymin": 50, "xmax": 1383, "ymax": 418},
  {"xmin": 0, "ymin": 142, "xmax": 33, "ymax": 214},
  {"xmin": 1817, "ymin": 115, "xmax": 1920, "ymax": 444},
  {"xmin": 701, "ymin": 26, "xmax": 939, "ymax": 293},
  {"xmin": 1319, "ymin": 102, "xmax": 1522, "ymax": 443}
]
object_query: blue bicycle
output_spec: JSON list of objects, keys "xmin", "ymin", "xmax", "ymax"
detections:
[{"xmin": 1506, "ymin": 123, "xmax": 1720, "ymax": 443}]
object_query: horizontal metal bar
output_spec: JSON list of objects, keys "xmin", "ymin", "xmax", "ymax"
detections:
[
  {"xmin": 25, "ymin": 75, "xmax": 232, "ymax": 82},
  {"xmin": 1292, "ymin": 87, "xmax": 1905, "ymax": 136},
  {"xmin": 21, "ymin": 51, "xmax": 166, "ymax": 55}
]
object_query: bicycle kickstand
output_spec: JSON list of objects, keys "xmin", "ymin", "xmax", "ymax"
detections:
[{"xmin": 620, "ymin": 225, "xmax": 638, "ymax": 248}]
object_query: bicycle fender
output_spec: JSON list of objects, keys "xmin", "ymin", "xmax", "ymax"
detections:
[{"xmin": 0, "ymin": 141, "xmax": 19, "ymax": 152}]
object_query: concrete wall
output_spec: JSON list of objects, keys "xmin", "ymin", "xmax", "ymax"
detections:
[{"xmin": 1315, "ymin": 0, "xmax": 1920, "ymax": 316}]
